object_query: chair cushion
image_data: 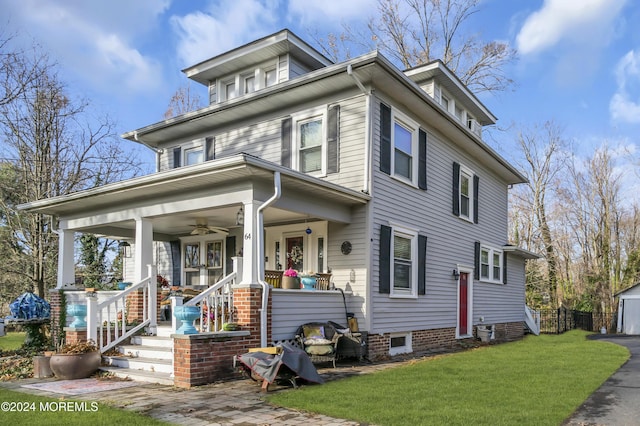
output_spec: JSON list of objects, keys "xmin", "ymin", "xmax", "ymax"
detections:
[
  {"xmin": 303, "ymin": 325, "xmax": 325, "ymax": 339},
  {"xmin": 305, "ymin": 345, "xmax": 334, "ymax": 356},
  {"xmin": 304, "ymin": 338, "xmax": 333, "ymax": 345}
]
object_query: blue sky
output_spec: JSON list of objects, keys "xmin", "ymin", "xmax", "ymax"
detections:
[{"xmin": 2, "ymin": 0, "xmax": 639, "ymax": 184}]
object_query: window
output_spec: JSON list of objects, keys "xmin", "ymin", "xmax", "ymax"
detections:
[
  {"xmin": 452, "ymin": 162, "xmax": 479, "ymax": 223},
  {"xmin": 243, "ymin": 74, "xmax": 255, "ymax": 94},
  {"xmin": 299, "ymin": 117, "xmax": 323, "ymax": 173},
  {"xmin": 379, "ymin": 224, "xmax": 427, "ymax": 297},
  {"xmin": 185, "ymin": 147, "xmax": 203, "ymax": 166},
  {"xmin": 389, "ymin": 332, "xmax": 412, "ymax": 355},
  {"xmin": 394, "ymin": 121, "xmax": 413, "ymax": 180},
  {"xmin": 479, "ymin": 245, "xmax": 503, "ymax": 283},
  {"xmin": 441, "ymin": 95, "xmax": 450, "ymax": 111},
  {"xmin": 224, "ymin": 80, "xmax": 236, "ymax": 100},
  {"xmin": 454, "ymin": 105, "xmax": 463, "ymax": 121},
  {"xmin": 379, "ymin": 103, "xmax": 427, "ymax": 189},
  {"xmin": 265, "ymin": 68, "xmax": 277, "ymax": 87}
]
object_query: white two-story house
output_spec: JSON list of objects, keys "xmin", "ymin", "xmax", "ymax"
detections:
[{"xmin": 20, "ymin": 29, "xmax": 538, "ymax": 385}]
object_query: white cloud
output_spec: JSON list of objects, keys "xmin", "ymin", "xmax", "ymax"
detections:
[
  {"xmin": 2, "ymin": 0, "xmax": 168, "ymax": 94},
  {"xmin": 170, "ymin": 0, "xmax": 280, "ymax": 67},
  {"xmin": 610, "ymin": 49, "xmax": 640, "ymax": 124},
  {"xmin": 516, "ymin": 0, "xmax": 627, "ymax": 56}
]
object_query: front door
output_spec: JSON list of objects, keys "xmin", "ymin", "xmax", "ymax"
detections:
[
  {"xmin": 285, "ymin": 236, "xmax": 304, "ymax": 271},
  {"xmin": 459, "ymin": 272, "xmax": 469, "ymax": 336}
]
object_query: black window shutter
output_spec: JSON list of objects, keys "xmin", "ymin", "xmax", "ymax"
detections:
[
  {"xmin": 380, "ymin": 103, "xmax": 391, "ymax": 174},
  {"xmin": 205, "ymin": 137, "xmax": 215, "ymax": 161},
  {"xmin": 170, "ymin": 240, "xmax": 181, "ymax": 285},
  {"xmin": 327, "ymin": 105, "xmax": 340, "ymax": 173},
  {"xmin": 418, "ymin": 235, "xmax": 427, "ymax": 295},
  {"xmin": 281, "ymin": 117, "xmax": 292, "ymax": 168},
  {"xmin": 503, "ymin": 252, "xmax": 508, "ymax": 284},
  {"xmin": 452, "ymin": 162, "xmax": 460, "ymax": 216},
  {"xmin": 418, "ymin": 129, "xmax": 427, "ymax": 190},
  {"xmin": 474, "ymin": 241, "xmax": 480, "ymax": 281},
  {"xmin": 173, "ymin": 147, "xmax": 181, "ymax": 168},
  {"xmin": 473, "ymin": 175, "xmax": 479, "ymax": 224},
  {"xmin": 225, "ymin": 236, "xmax": 236, "ymax": 274},
  {"xmin": 379, "ymin": 225, "xmax": 392, "ymax": 294}
]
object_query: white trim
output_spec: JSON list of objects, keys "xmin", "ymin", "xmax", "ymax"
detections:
[
  {"xmin": 390, "ymin": 108, "xmax": 420, "ymax": 187},
  {"xmin": 291, "ymin": 106, "xmax": 328, "ymax": 177},
  {"xmin": 457, "ymin": 163, "xmax": 476, "ymax": 223},
  {"xmin": 388, "ymin": 222, "xmax": 419, "ymax": 299},
  {"xmin": 455, "ymin": 265, "xmax": 473, "ymax": 339},
  {"xmin": 479, "ymin": 243, "xmax": 503, "ymax": 284}
]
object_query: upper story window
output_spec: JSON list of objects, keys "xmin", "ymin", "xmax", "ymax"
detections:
[
  {"xmin": 224, "ymin": 80, "xmax": 237, "ymax": 100},
  {"xmin": 243, "ymin": 74, "xmax": 255, "ymax": 94},
  {"xmin": 379, "ymin": 224, "xmax": 427, "ymax": 298},
  {"xmin": 379, "ymin": 103, "xmax": 428, "ymax": 190},
  {"xmin": 298, "ymin": 116, "xmax": 323, "ymax": 173},
  {"xmin": 281, "ymin": 105, "xmax": 340, "ymax": 176},
  {"xmin": 216, "ymin": 61, "xmax": 278, "ymax": 103},
  {"xmin": 441, "ymin": 95, "xmax": 450, "ymax": 112},
  {"xmin": 452, "ymin": 162, "xmax": 479, "ymax": 224},
  {"xmin": 185, "ymin": 146, "xmax": 203, "ymax": 166},
  {"xmin": 476, "ymin": 243, "xmax": 504, "ymax": 284}
]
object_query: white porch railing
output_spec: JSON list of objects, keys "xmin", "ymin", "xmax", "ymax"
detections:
[
  {"xmin": 176, "ymin": 271, "xmax": 236, "ymax": 333},
  {"xmin": 87, "ymin": 265, "xmax": 157, "ymax": 353},
  {"xmin": 525, "ymin": 304, "xmax": 540, "ymax": 335}
]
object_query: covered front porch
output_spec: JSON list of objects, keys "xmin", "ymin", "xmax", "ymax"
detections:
[{"xmin": 21, "ymin": 154, "xmax": 370, "ymax": 386}]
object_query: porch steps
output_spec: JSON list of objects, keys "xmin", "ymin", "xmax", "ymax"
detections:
[{"xmin": 100, "ymin": 325, "xmax": 174, "ymax": 386}]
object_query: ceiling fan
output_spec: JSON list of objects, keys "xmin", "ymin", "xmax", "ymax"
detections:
[{"xmin": 189, "ymin": 219, "xmax": 228, "ymax": 236}]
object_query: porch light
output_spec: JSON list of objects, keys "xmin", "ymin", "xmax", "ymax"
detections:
[
  {"xmin": 119, "ymin": 241, "xmax": 131, "ymax": 258},
  {"xmin": 236, "ymin": 206, "xmax": 244, "ymax": 226},
  {"xmin": 452, "ymin": 269, "xmax": 460, "ymax": 281}
]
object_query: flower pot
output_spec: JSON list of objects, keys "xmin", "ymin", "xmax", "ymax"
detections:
[
  {"xmin": 66, "ymin": 304, "xmax": 87, "ymax": 328},
  {"xmin": 300, "ymin": 277, "xmax": 316, "ymax": 290},
  {"xmin": 173, "ymin": 305, "xmax": 201, "ymax": 334},
  {"xmin": 50, "ymin": 351, "xmax": 101, "ymax": 380},
  {"xmin": 282, "ymin": 276, "xmax": 300, "ymax": 289},
  {"xmin": 477, "ymin": 325, "xmax": 492, "ymax": 343}
]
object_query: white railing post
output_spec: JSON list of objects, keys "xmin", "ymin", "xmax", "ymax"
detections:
[
  {"xmin": 171, "ymin": 295, "xmax": 184, "ymax": 334},
  {"xmin": 147, "ymin": 264, "xmax": 158, "ymax": 336},
  {"xmin": 232, "ymin": 257, "xmax": 243, "ymax": 284},
  {"xmin": 86, "ymin": 291, "xmax": 98, "ymax": 345}
]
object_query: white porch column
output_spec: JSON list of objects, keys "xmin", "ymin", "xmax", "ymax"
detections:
[
  {"xmin": 134, "ymin": 218, "xmax": 154, "ymax": 282},
  {"xmin": 240, "ymin": 201, "xmax": 259, "ymax": 286},
  {"xmin": 57, "ymin": 227, "xmax": 75, "ymax": 289}
]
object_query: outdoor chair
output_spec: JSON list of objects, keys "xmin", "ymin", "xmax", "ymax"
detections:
[{"xmin": 295, "ymin": 322, "xmax": 341, "ymax": 368}]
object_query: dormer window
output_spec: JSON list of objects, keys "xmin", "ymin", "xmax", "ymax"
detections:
[
  {"xmin": 224, "ymin": 80, "xmax": 237, "ymax": 100},
  {"xmin": 243, "ymin": 74, "xmax": 256, "ymax": 94},
  {"xmin": 185, "ymin": 146, "xmax": 203, "ymax": 166},
  {"xmin": 265, "ymin": 68, "xmax": 277, "ymax": 86}
]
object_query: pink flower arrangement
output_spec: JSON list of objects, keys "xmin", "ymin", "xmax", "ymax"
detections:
[{"xmin": 283, "ymin": 268, "xmax": 298, "ymax": 277}]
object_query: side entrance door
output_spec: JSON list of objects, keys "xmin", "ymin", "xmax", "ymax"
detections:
[{"xmin": 459, "ymin": 272, "xmax": 469, "ymax": 336}]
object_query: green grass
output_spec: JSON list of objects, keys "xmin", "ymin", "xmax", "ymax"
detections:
[
  {"xmin": 267, "ymin": 331, "xmax": 629, "ymax": 426},
  {"xmin": 0, "ymin": 332, "xmax": 26, "ymax": 351},
  {"xmin": 0, "ymin": 388, "xmax": 169, "ymax": 425}
]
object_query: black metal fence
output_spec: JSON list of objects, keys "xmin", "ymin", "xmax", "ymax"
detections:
[{"xmin": 539, "ymin": 307, "xmax": 616, "ymax": 334}]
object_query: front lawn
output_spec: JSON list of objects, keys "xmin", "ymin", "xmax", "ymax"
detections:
[
  {"xmin": 267, "ymin": 331, "xmax": 629, "ymax": 426},
  {"xmin": 0, "ymin": 388, "xmax": 169, "ymax": 425},
  {"xmin": 0, "ymin": 332, "xmax": 26, "ymax": 351}
]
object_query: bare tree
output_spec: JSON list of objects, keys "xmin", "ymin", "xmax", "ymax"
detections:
[
  {"xmin": 164, "ymin": 83, "xmax": 203, "ymax": 119},
  {"xmin": 512, "ymin": 121, "xmax": 566, "ymax": 307},
  {"xmin": 0, "ymin": 44, "xmax": 143, "ymax": 298},
  {"xmin": 314, "ymin": 0, "xmax": 516, "ymax": 93}
]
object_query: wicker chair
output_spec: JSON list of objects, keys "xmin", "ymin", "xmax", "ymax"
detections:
[
  {"xmin": 295, "ymin": 322, "xmax": 341, "ymax": 368},
  {"xmin": 264, "ymin": 270, "xmax": 283, "ymax": 288}
]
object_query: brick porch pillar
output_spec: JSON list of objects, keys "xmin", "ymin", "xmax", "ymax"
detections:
[{"xmin": 232, "ymin": 286, "xmax": 272, "ymax": 348}]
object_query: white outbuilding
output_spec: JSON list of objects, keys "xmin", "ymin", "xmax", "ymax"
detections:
[{"xmin": 616, "ymin": 283, "xmax": 640, "ymax": 334}]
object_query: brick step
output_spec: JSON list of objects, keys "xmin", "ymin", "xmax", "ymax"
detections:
[
  {"xmin": 99, "ymin": 366, "xmax": 173, "ymax": 386},
  {"xmin": 102, "ymin": 354, "xmax": 173, "ymax": 374}
]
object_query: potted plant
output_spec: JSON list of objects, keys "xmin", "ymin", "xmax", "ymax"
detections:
[
  {"xmin": 49, "ymin": 340, "xmax": 101, "ymax": 380},
  {"xmin": 281, "ymin": 268, "xmax": 299, "ymax": 289}
]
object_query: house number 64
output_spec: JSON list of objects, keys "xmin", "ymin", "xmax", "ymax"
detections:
[{"xmin": 244, "ymin": 233, "xmax": 251, "ymax": 240}]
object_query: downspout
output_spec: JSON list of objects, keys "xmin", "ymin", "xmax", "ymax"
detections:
[
  {"xmin": 256, "ymin": 171, "xmax": 281, "ymax": 347},
  {"xmin": 134, "ymin": 131, "xmax": 164, "ymax": 172},
  {"xmin": 347, "ymin": 64, "xmax": 373, "ymax": 194}
]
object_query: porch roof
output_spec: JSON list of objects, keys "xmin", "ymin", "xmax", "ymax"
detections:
[{"xmin": 18, "ymin": 154, "xmax": 371, "ymax": 219}]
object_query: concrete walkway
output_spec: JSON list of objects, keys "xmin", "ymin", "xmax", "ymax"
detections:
[{"xmin": 563, "ymin": 335, "xmax": 640, "ymax": 426}]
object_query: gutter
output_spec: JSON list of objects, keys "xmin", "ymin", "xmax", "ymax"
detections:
[
  {"xmin": 347, "ymin": 64, "xmax": 373, "ymax": 194},
  {"xmin": 134, "ymin": 131, "xmax": 164, "ymax": 172},
  {"xmin": 256, "ymin": 171, "xmax": 282, "ymax": 347}
]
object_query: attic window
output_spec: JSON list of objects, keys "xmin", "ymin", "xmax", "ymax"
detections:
[{"xmin": 225, "ymin": 81, "xmax": 237, "ymax": 100}]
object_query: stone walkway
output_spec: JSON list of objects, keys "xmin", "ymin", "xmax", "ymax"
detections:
[{"xmin": 1, "ymin": 357, "xmax": 414, "ymax": 425}]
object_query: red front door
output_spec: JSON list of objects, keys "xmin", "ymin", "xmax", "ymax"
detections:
[{"xmin": 459, "ymin": 272, "xmax": 469, "ymax": 335}]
